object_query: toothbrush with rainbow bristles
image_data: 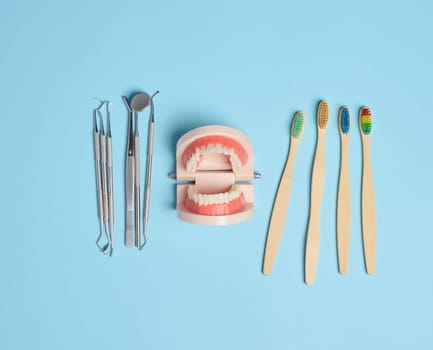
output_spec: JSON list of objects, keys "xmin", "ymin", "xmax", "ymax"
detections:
[
  {"xmin": 305, "ymin": 100, "xmax": 329, "ymax": 285},
  {"xmin": 359, "ymin": 106, "xmax": 376, "ymax": 275},
  {"xmin": 337, "ymin": 106, "xmax": 351, "ymax": 274},
  {"xmin": 263, "ymin": 111, "xmax": 306, "ymax": 275}
]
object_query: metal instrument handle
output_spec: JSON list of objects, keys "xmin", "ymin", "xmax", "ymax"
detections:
[{"xmin": 125, "ymin": 156, "xmax": 135, "ymax": 248}]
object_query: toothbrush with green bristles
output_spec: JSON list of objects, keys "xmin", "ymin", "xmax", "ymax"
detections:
[{"xmin": 263, "ymin": 111, "xmax": 306, "ymax": 275}]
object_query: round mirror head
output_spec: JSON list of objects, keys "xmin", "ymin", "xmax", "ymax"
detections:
[{"xmin": 131, "ymin": 92, "xmax": 151, "ymax": 112}]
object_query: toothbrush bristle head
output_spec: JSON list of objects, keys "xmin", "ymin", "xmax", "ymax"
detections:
[
  {"xmin": 360, "ymin": 107, "xmax": 372, "ymax": 135},
  {"xmin": 340, "ymin": 107, "xmax": 350, "ymax": 134},
  {"xmin": 317, "ymin": 100, "xmax": 329, "ymax": 129},
  {"xmin": 292, "ymin": 111, "xmax": 305, "ymax": 139}
]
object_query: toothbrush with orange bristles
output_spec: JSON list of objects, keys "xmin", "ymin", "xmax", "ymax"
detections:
[
  {"xmin": 337, "ymin": 106, "xmax": 351, "ymax": 274},
  {"xmin": 305, "ymin": 100, "xmax": 329, "ymax": 285},
  {"xmin": 359, "ymin": 106, "xmax": 376, "ymax": 275}
]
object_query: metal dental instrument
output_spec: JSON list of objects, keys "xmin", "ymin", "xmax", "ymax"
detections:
[
  {"xmin": 131, "ymin": 92, "xmax": 151, "ymax": 248},
  {"xmin": 94, "ymin": 102, "xmax": 105, "ymax": 251},
  {"xmin": 106, "ymin": 101, "xmax": 114, "ymax": 255},
  {"xmin": 167, "ymin": 171, "xmax": 262, "ymax": 180},
  {"xmin": 97, "ymin": 107, "xmax": 112, "ymax": 255},
  {"xmin": 140, "ymin": 91, "xmax": 159, "ymax": 249},
  {"xmin": 123, "ymin": 96, "xmax": 135, "ymax": 248},
  {"xmin": 93, "ymin": 100, "xmax": 110, "ymax": 254}
]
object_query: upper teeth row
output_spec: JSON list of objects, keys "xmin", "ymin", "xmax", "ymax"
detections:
[
  {"xmin": 187, "ymin": 186, "xmax": 242, "ymax": 206},
  {"xmin": 186, "ymin": 144, "xmax": 242, "ymax": 173}
]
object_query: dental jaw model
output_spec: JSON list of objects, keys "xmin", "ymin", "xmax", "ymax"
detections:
[{"xmin": 174, "ymin": 126, "xmax": 255, "ymax": 225}]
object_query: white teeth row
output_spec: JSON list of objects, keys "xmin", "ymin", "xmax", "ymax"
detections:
[
  {"xmin": 187, "ymin": 186, "xmax": 242, "ymax": 206},
  {"xmin": 186, "ymin": 144, "xmax": 242, "ymax": 173}
]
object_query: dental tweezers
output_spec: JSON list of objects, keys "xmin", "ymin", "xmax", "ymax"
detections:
[{"xmin": 123, "ymin": 96, "xmax": 135, "ymax": 247}]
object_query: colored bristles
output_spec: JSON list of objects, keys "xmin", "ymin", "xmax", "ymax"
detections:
[
  {"xmin": 317, "ymin": 100, "xmax": 329, "ymax": 129},
  {"xmin": 340, "ymin": 107, "xmax": 350, "ymax": 134},
  {"xmin": 360, "ymin": 107, "xmax": 372, "ymax": 135},
  {"xmin": 292, "ymin": 112, "xmax": 305, "ymax": 139}
]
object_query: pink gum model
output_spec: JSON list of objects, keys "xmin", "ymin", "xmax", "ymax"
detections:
[{"xmin": 175, "ymin": 125, "xmax": 255, "ymax": 225}]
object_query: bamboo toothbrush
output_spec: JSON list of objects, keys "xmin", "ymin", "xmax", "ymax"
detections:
[
  {"xmin": 359, "ymin": 106, "xmax": 376, "ymax": 275},
  {"xmin": 337, "ymin": 106, "xmax": 351, "ymax": 274},
  {"xmin": 305, "ymin": 100, "xmax": 329, "ymax": 285},
  {"xmin": 263, "ymin": 112, "xmax": 306, "ymax": 275}
]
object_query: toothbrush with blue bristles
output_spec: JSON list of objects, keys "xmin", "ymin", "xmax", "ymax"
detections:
[{"xmin": 337, "ymin": 106, "xmax": 351, "ymax": 274}]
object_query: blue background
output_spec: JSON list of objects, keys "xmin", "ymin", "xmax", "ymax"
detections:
[{"xmin": 1, "ymin": 0, "xmax": 432, "ymax": 349}]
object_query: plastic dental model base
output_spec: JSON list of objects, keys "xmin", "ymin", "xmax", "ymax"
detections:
[{"xmin": 173, "ymin": 125, "xmax": 256, "ymax": 225}]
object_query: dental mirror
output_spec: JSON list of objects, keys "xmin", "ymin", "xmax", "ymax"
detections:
[
  {"xmin": 130, "ymin": 92, "xmax": 151, "ymax": 248},
  {"xmin": 131, "ymin": 92, "xmax": 151, "ymax": 112}
]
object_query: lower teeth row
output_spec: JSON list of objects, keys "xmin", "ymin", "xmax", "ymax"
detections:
[{"xmin": 187, "ymin": 186, "xmax": 241, "ymax": 206}]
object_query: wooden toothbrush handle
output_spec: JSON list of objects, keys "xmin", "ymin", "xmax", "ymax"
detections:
[
  {"xmin": 305, "ymin": 136, "xmax": 325, "ymax": 285},
  {"xmin": 362, "ymin": 139, "xmax": 376, "ymax": 274},
  {"xmin": 337, "ymin": 138, "xmax": 350, "ymax": 274},
  {"xmin": 263, "ymin": 143, "xmax": 298, "ymax": 275}
]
